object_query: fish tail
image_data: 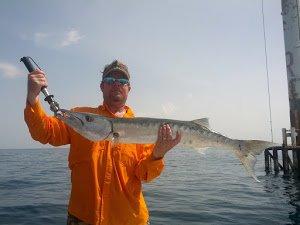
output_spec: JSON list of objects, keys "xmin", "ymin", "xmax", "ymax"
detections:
[{"xmin": 233, "ymin": 140, "xmax": 276, "ymax": 182}]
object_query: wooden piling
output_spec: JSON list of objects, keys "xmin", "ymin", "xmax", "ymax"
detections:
[
  {"xmin": 282, "ymin": 128, "xmax": 287, "ymax": 147},
  {"xmin": 291, "ymin": 127, "xmax": 298, "ymax": 170},
  {"xmin": 273, "ymin": 149, "xmax": 279, "ymax": 173},
  {"xmin": 265, "ymin": 150, "xmax": 270, "ymax": 173},
  {"xmin": 282, "ymin": 149, "xmax": 289, "ymax": 174},
  {"xmin": 292, "ymin": 150, "xmax": 298, "ymax": 171}
]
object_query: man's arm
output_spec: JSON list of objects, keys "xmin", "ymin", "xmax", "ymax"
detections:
[
  {"xmin": 24, "ymin": 69, "xmax": 70, "ymax": 146},
  {"xmin": 135, "ymin": 124, "xmax": 181, "ymax": 182},
  {"xmin": 134, "ymin": 144, "xmax": 165, "ymax": 182}
]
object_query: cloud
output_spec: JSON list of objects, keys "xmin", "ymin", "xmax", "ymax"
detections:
[
  {"xmin": 20, "ymin": 32, "xmax": 51, "ymax": 45},
  {"xmin": 34, "ymin": 32, "xmax": 50, "ymax": 44},
  {"xmin": 0, "ymin": 62, "xmax": 23, "ymax": 78},
  {"xmin": 20, "ymin": 28, "xmax": 84, "ymax": 48},
  {"xmin": 60, "ymin": 28, "xmax": 84, "ymax": 47}
]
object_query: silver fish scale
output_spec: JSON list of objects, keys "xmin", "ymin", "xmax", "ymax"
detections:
[{"xmin": 111, "ymin": 117, "xmax": 235, "ymax": 150}]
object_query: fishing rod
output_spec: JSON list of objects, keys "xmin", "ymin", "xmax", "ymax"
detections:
[{"xmin": 20, "ymin": 56, "xmax": 60, "ymax": 115}]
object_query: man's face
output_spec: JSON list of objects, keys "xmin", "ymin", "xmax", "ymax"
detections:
[{"xmin": 100, "ymin": 71, "xmax": 131, "ymax": 107}]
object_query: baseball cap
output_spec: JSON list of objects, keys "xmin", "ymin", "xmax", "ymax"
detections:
[{"xmin": 102, "ymin": 60, "xmax": 130, "ymax": 79}]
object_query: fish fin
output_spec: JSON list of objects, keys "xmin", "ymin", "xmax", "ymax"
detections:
[
  {"xmin": 235, "ymin": 150, "xmax": 260, "ymax": 182},
  {"xmin": 192, "ymin": 118, "xmax": 210, "ymax": 129},
  {"xmin": 234, "ymin": 140, "xmax": 277, "ymax": 182}
]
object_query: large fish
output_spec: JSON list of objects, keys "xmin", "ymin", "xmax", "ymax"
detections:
[{"xmin": 57, "ymin": 110, "xmax": 276, "ymax": 181}]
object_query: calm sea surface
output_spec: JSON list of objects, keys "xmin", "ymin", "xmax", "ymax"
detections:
[{"xmin": 0, "ymin": 147, "xmax": 299, "ymax": 225}]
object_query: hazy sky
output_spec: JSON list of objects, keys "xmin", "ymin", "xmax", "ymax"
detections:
[{"xmin": 0, "ymin": 0, "xmax": 289, "ymax": 149}]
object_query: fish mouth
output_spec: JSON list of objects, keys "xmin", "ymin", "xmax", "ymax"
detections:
[{"xmin": 56, "ymin": 109, "xmax": 84, "ymax": 127}]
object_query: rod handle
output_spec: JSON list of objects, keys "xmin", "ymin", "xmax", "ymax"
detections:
[
  {"xmin": 20, "ymin": 56, "xmax": 49, "ymax": 93},
  {"xmin": 20, "ymin": 56, "xmax": 60, "ymax": 114},
  {"xmin": 20, "ymin": 56, "xmax": 35, "ymax": 72}
]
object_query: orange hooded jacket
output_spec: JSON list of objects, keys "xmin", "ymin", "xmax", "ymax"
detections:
[{"xmin": 24, "ymin": 101, "xmax": 164, "ymax": 225}]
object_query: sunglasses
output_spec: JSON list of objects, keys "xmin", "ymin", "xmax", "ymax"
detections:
[{"xmin": 102, "ymin": 77, "xmax": 130, "ymax": 85}]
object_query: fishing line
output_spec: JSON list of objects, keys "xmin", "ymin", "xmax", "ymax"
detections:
[{"xmin": 261, "ymin": 0, "xmax": 274, "ymax": 143}]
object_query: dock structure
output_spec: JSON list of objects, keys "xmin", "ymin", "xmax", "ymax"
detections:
[{"xmin": 264, "ymin": 128, "xmax": 300, "ymax": 174}]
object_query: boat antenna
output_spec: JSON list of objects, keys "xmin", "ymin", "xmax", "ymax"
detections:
[{"xmin": 261, "ymin": 0, "xmax": 274, "ymax": 143}]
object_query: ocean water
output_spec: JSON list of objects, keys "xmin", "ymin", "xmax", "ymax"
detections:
[{"xmin": 0, "ymin": 147, "xmax": 299, "ymax": 225}]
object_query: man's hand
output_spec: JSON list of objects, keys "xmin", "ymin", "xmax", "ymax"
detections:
[
  {"xmin": 27, "ymin": 69, "xmax": 48, "ymax": 105},
  {"xmin": 152, "ymin": 124, "xmax": 181, "ymax": 160}
]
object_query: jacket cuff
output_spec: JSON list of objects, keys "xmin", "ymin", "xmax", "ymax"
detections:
[{"xmin": 143, "ymin": 154, "xmax": 164, "ymax": 170}]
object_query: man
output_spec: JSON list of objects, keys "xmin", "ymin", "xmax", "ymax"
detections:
[{"xmin": 24, "ymin": 60, "xmax": 181, "ymax": 225}]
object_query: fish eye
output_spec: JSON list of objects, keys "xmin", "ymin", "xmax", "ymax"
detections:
[{"xmin": 85, "ymin": 115, "xmax": 94, "ymax": 122}]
